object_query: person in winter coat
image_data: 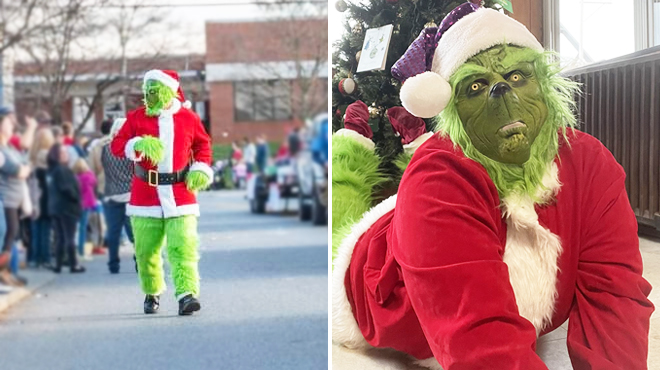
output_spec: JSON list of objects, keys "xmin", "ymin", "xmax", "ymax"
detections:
[
  {"xmin": 73, "ymin": 158, "xmax": 97, "ymax": 257},
  {"xmin": 28, "ymin": 127, "xmax": 55, "ymax": 268},
  {"xmin": 47, "ymin": 144, "xmax": 85, "ymax": 273}
]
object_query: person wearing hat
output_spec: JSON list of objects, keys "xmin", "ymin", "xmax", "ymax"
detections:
[
  {"xmin": 331, "ymin": 3, "xmax": 652, "ymax": 369},
  {"xmin": 111, "ymin": 69, "xmax": 212, "ymax": 315}
]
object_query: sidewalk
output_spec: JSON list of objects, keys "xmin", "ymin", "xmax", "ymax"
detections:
[
  {"xmin": 333, "ymin": 236, "xmax": 660, "ymax": 369},
  {"xmin": 0, "ymin": 268, "xmax": 57, "ymax": 317}
]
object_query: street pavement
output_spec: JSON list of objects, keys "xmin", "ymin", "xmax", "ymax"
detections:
[{"xmin": 0, "ymin": 190, "xmax": 328, "ymax": 370}]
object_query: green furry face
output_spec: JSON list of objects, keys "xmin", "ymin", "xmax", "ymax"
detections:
[
  {"xmin": 437, "ymin": 45, "xmax": 579, "ymax": 202},
  {"xmin": 454, "ymin": 45, "xmax": 548, "ymax": 165},
  {"xmin": 143, "ymin": 80, "xmax": 175, "ymax": 116}
]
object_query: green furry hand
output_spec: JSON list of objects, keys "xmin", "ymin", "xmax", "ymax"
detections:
[
  {"xmin": 186, "ymin": 170, "xmax": 211, "ymax": 192},
  {"xmin": 134, "ymin": 136, "xmax": 165, "ymax": 165}
]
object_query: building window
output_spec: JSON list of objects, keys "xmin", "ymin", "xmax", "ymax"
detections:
[
  {"xmin": 234, "ymin": 80, "xmax": 292, "ymax": 122},
  {"xmin": 558, "ymin": 0, "xmax": 635, "ymax": 69}
]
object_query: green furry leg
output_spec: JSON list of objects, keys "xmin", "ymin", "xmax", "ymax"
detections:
[
  {"xmin": 164, "ymin": 216, "xmax": 200, "ymax": 298},
  {"xmin": 131, "ymin": 217, "xmax": 166, "ymax": 295},
  {"xmin": 186, "ymin": 171, "xmax": 211, "ymax": 192},
  {"xmin": 331, "ymin": 134, "xmax": 385, "ymax": 267},
  {"xmin": 134, "ymin": 136, "xmax": 165, "ymax": 165}
]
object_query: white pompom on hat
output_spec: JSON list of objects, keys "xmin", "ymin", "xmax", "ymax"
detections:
[{"xmin": 391, "ymin": 2, "xmax": 543, "ymax": 118}]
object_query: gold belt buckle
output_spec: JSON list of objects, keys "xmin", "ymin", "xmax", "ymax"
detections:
[{"xmin": 148, "ymin": 170, "xmax": 159, "ymax": 187}]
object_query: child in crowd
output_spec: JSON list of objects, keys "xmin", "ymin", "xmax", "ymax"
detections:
[
  {"xmin": 47, "ymin": 144, "xmax": 85, "ymax": 273},
  {"xmin": 73, "ymin": 158, "xmax": 97, "ymax": 258}
]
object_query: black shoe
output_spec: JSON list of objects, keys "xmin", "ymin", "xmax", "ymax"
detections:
[
  {"xmin": 70, "ymin": 266, "xmax": 86, "ymax": 273},
  {"xmin": 144, "ymin": 295, "xmax": 159, "ymax": 314},
  {"xmin": 178, "ymin": 294, "xmax": 201, "ymax": 316}
]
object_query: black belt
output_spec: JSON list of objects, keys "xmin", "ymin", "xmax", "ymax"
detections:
[{"xmin": 135, "ymin": 165, "xmax": 189, "ymax": 187}]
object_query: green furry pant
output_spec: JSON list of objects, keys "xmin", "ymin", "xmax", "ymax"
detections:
[{"xmin": 131, "ymin": 215, "xmax": 200, "ymax": 299}]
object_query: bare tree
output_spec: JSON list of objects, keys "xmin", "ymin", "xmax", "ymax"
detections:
[
  {"xmin": 0, "ymin": 0, "xmax": 72, "ymax": 54},
  {"xmin": 237, "ymin": 1, "xmax": 328, "ymax": 123},
  {"xmin": 15, "ymin": 0, "xmax": 170, "ymax": 132}
]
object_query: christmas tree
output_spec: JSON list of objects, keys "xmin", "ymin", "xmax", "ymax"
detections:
[{"xmin": 331, "ymin": 0, "xmax": 508, "ymax": 181}]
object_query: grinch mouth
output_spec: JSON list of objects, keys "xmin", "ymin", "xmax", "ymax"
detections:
[{"xmin": 498, "ymin": 121, "xmax": 527, "ymax": 138}]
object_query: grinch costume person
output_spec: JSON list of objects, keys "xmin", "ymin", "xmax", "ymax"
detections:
[
  {"xmin": 331, "ymin": 3, "xmax": 654, "ymax": 369},
  {"xmin": 111, "ymin": 69, "xmax": 213, "ymax": 316}
]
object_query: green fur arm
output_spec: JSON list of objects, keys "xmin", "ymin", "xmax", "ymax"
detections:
[
  {"xmin": 394, "ymin": 152, "xmax": 413, "ymax": 179},
  {"xmin": 332, "ymin": 135, "xmax": 385, "ymax": 266},
  {"xmin": 134, "ymin": 136, "xmax": 165, "ymax": 165},
  {"xmin": 186, "ymin": 170, "xmax": 210, "ymax": 192}
]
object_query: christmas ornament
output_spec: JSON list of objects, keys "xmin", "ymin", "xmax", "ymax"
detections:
[
  {"xmin": 424, "ymin": 21, "xmax": 437, "ymax": 28},
  {"xmin": 338, "ymin": 78, "xmax": 356, "ymax": 96},
  {"xmin": 335, "ymin": 0, "xmax": 348, "ymax": 12},
  {"xmin": 355, "ymin": 51, "xmax": 361, "ymax": 63},
  {"xmin": 352, "ymin": 23, "xmax": 363, "ymax": 34}
]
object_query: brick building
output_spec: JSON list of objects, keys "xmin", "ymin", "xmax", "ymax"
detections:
[
  {"xmin": 13, "ymin": 55, "xmax": 206, "ymax": 133},
  {"xmin": 205, "ymin": 16, "xmax": 328, "ymax": 144}
]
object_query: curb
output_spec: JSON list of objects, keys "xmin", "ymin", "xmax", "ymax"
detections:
[{"xmin": 0, "ymin": 270, "xmax": 57, "ymax": 316}]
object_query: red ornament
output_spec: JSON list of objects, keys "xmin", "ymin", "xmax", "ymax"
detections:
[{"xmin": 338, "ymin": 78, "xmax": 356, "ymax": 96}]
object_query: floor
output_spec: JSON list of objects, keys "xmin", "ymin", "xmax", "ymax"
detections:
[{"xmin": 333, "ymin": 236, "xmax": 660, "ymax": 369}]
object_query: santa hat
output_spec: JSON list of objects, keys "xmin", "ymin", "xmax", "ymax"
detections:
[
  {"xmin": 343, "ymin": 100, "xmax": 373, "ymax": 139},
  {"xmin": 387, "ymin": 107, "xmax": 425, "ymax": 145},
  {"xmin": 143, "ymin": 69, "xmax": 192, "ymax": 109},
  {"xmin": 391, "ymin": 2, "xmax": 543, "ymax": 118}
]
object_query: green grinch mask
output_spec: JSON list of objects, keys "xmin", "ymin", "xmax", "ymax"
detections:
[
  {"xmin": 453, "ymin": 45, "xmax": 548, "ymax": 165},
  {"xmin": 437, "ymin": 45, "xmax": 579, "ymax": 202},
  {"xmin": 143, "ymin": 80, "xmax": 176, "ymax": 117}
]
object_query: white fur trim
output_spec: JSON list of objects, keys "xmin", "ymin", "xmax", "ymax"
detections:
[
  {"xmin": 182, "ymin": 100, "xmax": 192, "ymax": 109},
  {"xmin": 332, "ymin": 194, "xmax": 398, "ymax": 349},
  {"xmin": 433, "ymin": 8, "xmax": 543, "ymax": 80},
  {"xmin": 160, "ymin": 98, "xmax": 181, "ymax": 116},
  {"xmin": 156, "ymin": 110, "xmax": 177, "ymax": 218},
  {"xmin": 126, "ymin": 204, "xmax": 200, "ymax": 218},
  {"xmin": 143, "ymin": 70, "xmax": 179, "ymax": 92},
  {"xmin": 501, "ymin": 162, "xmax": 562, "ymax": 335},
  {"xmin": 400, "ymin": 71, "xmax": 451, "ymax": 118},
  {"xmin": 190, "ymin": 162, "xmax": 213, "ymax": 184},
  {"xmin": 403, "ymin": 132, "xmax": 434, "ymax": 155},
  {"xmin": 334, "ymin": 129, "xmax": 375, "ymax": 151},
  {"xmin": 125, "ymin": 137, "xmax": 143, "ymax": 162}
]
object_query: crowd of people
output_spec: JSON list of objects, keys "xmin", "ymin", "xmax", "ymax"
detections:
[
  {"xmin": 0, "ymin": 107, "xmax": 135, "ymax": 293},
  {"xmin": 227, "ymin": 118, "xmax": 327, "ymax": 189}
]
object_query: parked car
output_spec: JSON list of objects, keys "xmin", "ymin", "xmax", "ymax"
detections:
[
  {"xmin": 297, "ymin": 113, "xmax": 328, "ymax": 225},
  {"xmin": 247, "ymin": 158, "xmax": 299, "ymax": 214}
]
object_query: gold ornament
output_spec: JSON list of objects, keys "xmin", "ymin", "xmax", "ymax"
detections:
[
  {"xmin": 424, "ymin": 21, "xmax": 437, "ymax": 28},
  {"xmin": 355, "ymin": 51, "xmax": 361, "ymax": 63}
]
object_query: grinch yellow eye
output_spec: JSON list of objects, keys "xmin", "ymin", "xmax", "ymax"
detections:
[
  {"xmin": 471, "ymin": 83, "xmax": 480, "ymax": 91},
  {"xmin": 511, "ymin": 73, "xmax": 521, "ymax": 82}
]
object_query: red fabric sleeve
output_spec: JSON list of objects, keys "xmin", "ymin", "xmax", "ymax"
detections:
[
  {"xmin": 567, "ymin": 169, "xmax": 653, "ymax": 369},
  {"xmin": 391, "ymin": 150, "xmax": 548, "ymax": 370},
  {"xmin": 110, "ymin": 112, "xmax": 136, "ymax": 158},
  {"xmin": 191, "ymin": 115, "xmax": 212, "ymax": 165}
]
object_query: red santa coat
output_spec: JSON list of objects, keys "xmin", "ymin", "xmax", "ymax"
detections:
[
  {"xmin": 332, "ymin": 129, "xmax": 654, "ymax": 369},
  {"xmin": 111, "ymin": 99, "xmax": 213, "ymax": 218}
]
